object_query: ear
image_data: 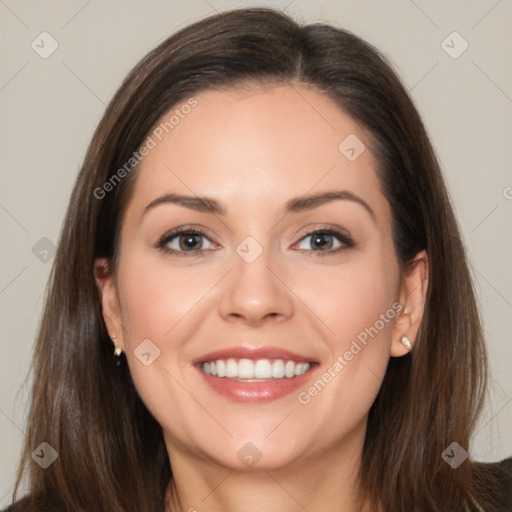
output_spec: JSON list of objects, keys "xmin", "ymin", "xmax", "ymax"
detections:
[
  {"xmin": 390, "ymin": 250, "xmax": 428, "ymax": 357},
  {"xmin": 94, "ymin": 257, "xmax": 125, "ymax": 352}
]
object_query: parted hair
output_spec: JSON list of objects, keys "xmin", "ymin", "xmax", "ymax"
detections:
[{"xmin": 12, "ymin": 7, "xmax": 503, "ymax": 511}]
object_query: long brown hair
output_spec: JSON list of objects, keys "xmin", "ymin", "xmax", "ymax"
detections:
[{"xmin": 12, "ymin": 7, "xmax": 501, "ymax": 511}]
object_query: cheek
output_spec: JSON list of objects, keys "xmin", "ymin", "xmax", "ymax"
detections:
[
  {"xmin": 115, "ymin": 256, "xmax": 215, "ymax": 445},
  {"xmin": 295, "ymin": 273, "xmax": 397, "ymax": 445},
  {"xmin": 299, "ymin": 245, "xmax": 399, "ymax": 407},
  {"xmin": 117, "ymin": 253, "xmax": 214, "ymax": 344},
  {"xmin": 303, "ymin": 249, "xmax": 399, "ymax": 349}
]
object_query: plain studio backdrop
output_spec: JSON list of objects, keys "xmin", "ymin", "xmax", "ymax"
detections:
[{"xmin": 0, "ymin": 0, "xmax": 511, "ymax": 506}]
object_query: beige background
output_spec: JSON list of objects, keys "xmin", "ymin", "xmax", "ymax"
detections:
[{"xmin": 1, "ymin": 0, "xmax": 511, "ymax": 505}]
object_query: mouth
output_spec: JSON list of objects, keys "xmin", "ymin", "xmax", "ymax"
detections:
[
  {"xmin": 200, "ymin": 358, "xmax": 312, "ymax": 381},
  {"xmin": 193, "ymin": 347, "xmax": 318, "ymax": 402}
]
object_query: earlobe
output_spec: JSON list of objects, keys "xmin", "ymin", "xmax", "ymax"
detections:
[
  {"xmin": 93, "ymin": 257, "xmax": 125, "ymax": 352},
  {"xmin": 390, "ymin": 250, "xmax": 429, "ymax": 357}
]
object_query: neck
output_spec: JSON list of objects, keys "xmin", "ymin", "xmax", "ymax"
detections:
[{"xmin": 164, "ymin": 419, "xmax": 377, "ymax": 512}]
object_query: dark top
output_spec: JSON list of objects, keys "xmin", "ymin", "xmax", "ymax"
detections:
[
  {"xmin": 469, "ymin": 456, "xmax": 512, "ymax": 511},
  {"xmin": 3, "ymin": 457, "xmax": 511, "ymax": 511}
]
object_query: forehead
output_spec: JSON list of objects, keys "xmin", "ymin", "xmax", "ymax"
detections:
[{"xmin": 127, "ymin": 84, "xmax": 386, "ymax": 220}]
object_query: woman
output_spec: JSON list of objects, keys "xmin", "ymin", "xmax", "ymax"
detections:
[{"xmin": 6, "ymin": 7, "xmax": 511, "ymax": 512}]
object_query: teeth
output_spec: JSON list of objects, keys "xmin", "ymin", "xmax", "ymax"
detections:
[
  {"xmin": 272, "ymin": 359, "xmax": 285, "ymax": 378},
  {"xmin": 285, "ymin": 360, "xmax": 295, "ymax": 378},
  {"xmin": 294, "ymin": 363, "xmax": 309, "ymax": 376},
  {"xmin": 217, "ymin": 359, "xmax": 226, "ymax": 377},
  {"xmin": 226, "ymin": 358, "xmax": 238, "ymax": 378},
  {"xmin": 201, "ymin": 358, "xmax": 311, "ymax": 379},
  {"xmin": 255, "ymin": 359, "xmax": 272, "ymax": 378},
  {"xmin": 238, "ymin": 358, "xmax": 254, "ymax": 379}
]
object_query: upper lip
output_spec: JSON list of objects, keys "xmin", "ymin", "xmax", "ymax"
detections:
[{"xmin": 192, "ymin": 346, "xmax": 317, "ymax": 365}]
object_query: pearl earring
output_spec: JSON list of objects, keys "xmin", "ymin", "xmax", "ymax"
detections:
[
  {"xmin": 401, "ymin": 336, "xmax": 411, "ymax": 350},
  {"xmin": 111, "ymin": 334, "xmax": 123, "ymax": 356}
]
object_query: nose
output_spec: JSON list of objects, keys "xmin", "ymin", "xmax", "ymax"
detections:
[{"xmin": 217, "ymin": 245, "xmax": 295, "ymax": 327}]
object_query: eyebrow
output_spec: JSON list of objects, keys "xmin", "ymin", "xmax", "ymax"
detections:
[{"xmin": 142, "ymin": 190, "xmax": 376, "ymax": 222}]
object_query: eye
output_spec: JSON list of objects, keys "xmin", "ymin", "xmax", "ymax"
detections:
[
  {"xmin": 295, "ymin": 228, "xmax": 354, "ymax": 255},
  {"xmin": 156, "ymin": 228, "xmax": 217, "ymax": 256},
  {"xmin": 156, "ymin": 226, "xmax": 354, "ymax": 257}
]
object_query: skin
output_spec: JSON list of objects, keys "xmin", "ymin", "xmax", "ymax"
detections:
[{"xmin": 95, "ymin": 84, "xmax": 428, "ymax": 512}]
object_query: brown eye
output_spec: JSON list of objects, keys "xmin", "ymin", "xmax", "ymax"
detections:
[
  {"xmin": 176, "ymin": 233, "xmax": 204, "ymax": 251},
  {"xmin": 295, "ymin": 228, "xmax": 354, "ymax": 255},
  {"xmin": 157, "ymin": 228, "xmax": 216, "ymax": 256}
]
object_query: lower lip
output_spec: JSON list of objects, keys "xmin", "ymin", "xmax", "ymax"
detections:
[{"xmin": 196, "ymin": 364, "xmax": 318, "ymax": 403}]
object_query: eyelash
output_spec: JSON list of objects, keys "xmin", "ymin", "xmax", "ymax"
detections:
[{"xmin": 155, "ymin": 226, "xmax": 355, "ymax": 257}]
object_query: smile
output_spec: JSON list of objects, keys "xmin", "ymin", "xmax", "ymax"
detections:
[
  {"xmin": 193, "ymin": 347, "xmax": 318, "ymax": 402},
  {"xmin": 201, "ymin": 358, "xmax": 312, "ymax": 380}
]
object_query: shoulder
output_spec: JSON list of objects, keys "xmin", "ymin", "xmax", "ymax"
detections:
[
  {"xmin": 2, "ymin": 495, "xmax": 64, "ymax": 512},
  {"xmin": 470, "ymin": 455, "xmax": 512, "ymax": 511},
  {"xmin": 1, "ymin": 497, "xmax": 24, "ymax": 512},
  {"xmin": 2, "ymin": 500, "xmax": 23, "ymax": 512},
  {"xmin": 2, "ymin": 496, "xmax": 32, "ymax": 512}
]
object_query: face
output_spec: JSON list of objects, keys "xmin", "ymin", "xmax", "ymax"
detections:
[{"xmin": 97, "ymin": 84, "xmax": 426, "ymax": 472}]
